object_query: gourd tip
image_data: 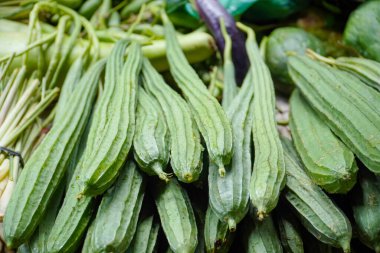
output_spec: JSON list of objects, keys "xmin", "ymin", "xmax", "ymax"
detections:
[
  {"xmin": 184, "ymin": 173, "xmax": 193, "ymax": 182},
  {"xmin": 227, "ymin": 218, "xmax": 236, "ymax": 232},
  {"xmin": 218, "ymin": 167, "xmax": 226, "ymax": 177},
  {"xmin": 257, "ymin": 211, "xmax": 265, "ymax": 221}
]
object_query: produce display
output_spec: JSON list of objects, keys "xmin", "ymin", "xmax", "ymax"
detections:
[{"xmin": 0, "ymin": 0, "xmax": 379, "ymax": 252}]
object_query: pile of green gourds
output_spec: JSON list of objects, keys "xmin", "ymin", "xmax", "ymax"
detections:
[{"xmin": 0, "ymin": 1, "xmax": 380, "ymax": 253}]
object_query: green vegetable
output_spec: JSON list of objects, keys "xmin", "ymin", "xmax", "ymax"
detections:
[
  {"xmin": 162, "ymin": 11, "xmax": 233, "ymax": 176},
  {"xmin": 288, "ymin": 55, "xmax": 380, "ymax": 174},
  {"xmin": 352, "ymin": 169, "xmax": 380, "ymax": 252},
  {"xmin": 153, "ymin": 179, "xmax": 198, "ymax": 253},
  {"xmin": 142, "ymin": 58, "xmax": 203, "ymax": 183},
  {"xmin": 3, "ymin": 59, "xmax": 104, "ymax": 249},
  {"xmin": 344, "ymin": 1, "xmax": 380, "ymax": 62},
  {"xmin": 126, "ymin": 215, "xmax": 160, "ymax": 253},
  {"xmin": 82, "ymin": 41, "xmax": 141, "ymax": 196},
  {"xmin": 133, "ymin": 87, "xmax": 170, "ymax": 182},
  {"xmin": 88, "ymin": 160, "xmax": 145, "ymax": 252},
  {"xmin": 238, "ymin": 22, "xmax": 286, "ymax": 219},
  {"xmin": 276, "ymin": 209, "xmax": 304, "ymax": 253},
  {"xmin": 289, "ymin": 89, "xmax": 358, "ymax": 193},
  {"xmin": 282, "ymin": 140, "xmax": 352, "ymax": 252},
  {"xmin": 265, "ymin": 27, "xmax": 324, "ymax": 86},
  {"xmin": 204, "ymin": 205, "xmax": 233, "ymax": 253},
  {"xmin": 242, "ymin": 215, "xmax": 283, "ymax": 253},
  {"xmin": 208, "ymin": 66, "xmax": 254, "ymax": 230}
]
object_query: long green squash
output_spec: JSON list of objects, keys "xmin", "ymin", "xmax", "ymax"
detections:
[
  {"xmin": 153, "ymin": 179, "xmax": 198, "ymax": 253},
  {"xmin": 3, "ymin": 59, "xmax": 105, "ymax": 248},
  {"xmin": 237, "ymin": 22, "xmax": 286, "ymax": 219},
  {"xmin": 161, "ymin": 11, "xmax": 233, "ymax": 176},
  {"xmin": 242, "ymin": 215, "xmax": 283, "ymax": 253},
  {"xmin": 81, "ymin": 41, "xmax": 142, "ymax": 196},
  {"xmin": 276, "ymin": 209, "xmax": 304, "ymax": 253},
  {"xmin": 208, "ymin": 70, "xmax": 253, "ymax": 231},
  {"xmin": 352, "ymin": 169, "xmax": 380, "ymax": 252},
  {"xmin": 289, "ymin": 89, "xmax": 358, "ymax": 193},
  {"xmin": 126, "ymin": 215, "xmax": 160, "ymax": 253},
  {"xmin": 282, "ymin": 140, "xmax": 352, "ymax": 253},
  {"xmin": 204, "ymin": 205, "xmax": 234, "ymax": 253},
  {"xmin": 141, "ymin": 58, "xmax": 203, "ymax": 183},
  {"xmin": 288, "ymin": 55, "xmax": 380, "ymax": 174},
  {"xmin": 133, "ymin": 86, "xmax": 170, "ymax": 182},
  {"xmin": 47, "ymin": 41, "xmax": 131, "ymax": 253},
  {"xmin": 88, "ymin": 160, "xmax": 145, "ymax": 252}
]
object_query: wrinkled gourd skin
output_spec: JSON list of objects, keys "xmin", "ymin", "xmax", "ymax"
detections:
[
  {"xmin": 265, "ymin": 27, "xmax": 324, "ymax": 87},
  {"xmin": 344, "ymin": 1, "xmax": 380, "ymax": 62}
]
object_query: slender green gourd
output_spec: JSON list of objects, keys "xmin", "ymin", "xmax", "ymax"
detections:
[
  {"xmin": 282, "ymin": 140, "xmax": 352, "ymax": 253},
  {"xmin": 126, "ymin": 215, "xmax": 160, "ymax": 253},
  {"xmin": 161, "ymin": 11, "xmax": 233, "ymax": 176},
  {"xmin": 82, "ymin": 222, "xmax": 95, "ymax": 253},
  {"xmin": 308, "ymin": 51, "xmax": 380, "ymax": 91},
  {"xmin": 242, "ymin": 215, "xmax": 283, "ymax": 253},
  {"xmin": 208, "ymin": 70, "xmax": 254, "ymax": 231},
  {"xmin": 289, "ymin": 89, "xmax": 358, "ymax": 193},
  {"xmin": 3, "ymin": 59, "xmax": 105, "ymax": 248},
  {"xmin": 276, "ymin": 210, "xmax": 304, "ymax": 253},
  {"xmin": 237, "ymin": 22, "xmax": 286, "ymax": 219},
  {"xmin": 89, "ymin": 160, "xmax": 145, "ymax": 253},
  {"xmin": 220, "ymin": 18, "xmax": 238, "ymax": 108},
  {"xmin": 82, "ymin": 41, "xmax": 142, "ymax": 196},
  {"xmin": 142, "ymin": 58, "xmax": 202, "ymax": 183},
  {"xmin": 47, "ymin": 42, "xmax": 130, "ymax": 253},
  {"xmin": 288, "ymin": 55, "xmax": 380, "ymax": 174},
  {"xmin": 204, "ymin": 205, "xmax": 234, "ymax": 253},
  {"xmin": 153, "ymin": 179, "xmax": 198, "ymax": 253},
  {"xmin": 133, "ymin": 86, "xmax": 170, "ymax": 181},
  {"xmin": 352, "ymin": 169, "xmax": 380, "ymax": 252}
]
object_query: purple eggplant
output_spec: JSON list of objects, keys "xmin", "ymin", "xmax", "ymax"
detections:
[{"xmin": 195, "ymin": 0, "xmax": 249, "ymax": 85}]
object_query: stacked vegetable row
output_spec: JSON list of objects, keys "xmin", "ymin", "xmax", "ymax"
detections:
[{"xmin": 1, "ymin": 3, "xmax": 380, "ymax": 253}]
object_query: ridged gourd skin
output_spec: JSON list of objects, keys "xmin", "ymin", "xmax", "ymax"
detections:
[
  {"xmin": 289, "ymin": 89, "xmax": 358, "ymax": 194},
  {"xmin": 288, "ymin": 55, "xmax": 380, "ymax": 174},
  {"xmin": 208, "ymin": 69, "xmax": 254, "ymax": 231},
  {"xmin": 352, "ymin": 169, "xmax": 380, "ymax": 253},
  {"xmin": 141, "ymin": 58, "xmax": 203, "ymax": 183},
  {"xmin": 82, "ymin": 41, "xmax": 142, "ymax": 196},
  {"xmin": 282, "ymin": 140, "xmax": 352, "ymax": 253},
  {"xmin": 126, "ymin": 216, "xmax": 160, "ymax": 253},
  {"xmin": 238, "ymin": 22, "xmax": 286, "ymax": 219},
  {"xmin": 204, "ymin": 205, "xmax": 234, "ymax": 253},
  {"xmin": 81, "ymin": 222, "xmax": 95, "ymax": 253},
  {"xmin": 88, "ymin": 160, "xmax": 145, "ymax": 253},
  {"xmin": 276, "ymin": 210, "xmax": 304, "ymax": 253},
  {"xmin": 153, "ymin": 179, "xmax": 198, "ymax": 253},
  {"xmin": 3, "ymin": 59, "xmax": 105, "ymax": 249},
  {"xmin": 161, "ymin": 11, "xmax": 233, "ymax": 176},
  {"xmin": 133, "ymin": 86, "xmax": 170, "ymax": 182},
  {"xmin": 320, "ymin": 56, "xmax": 380, "ymax": 91},
  {"xmin": 242, "ymin": 215, "xmax": 283, "ymax": 253},
  {"xmin": 47, "ymin": 42, "xmax": 131, "ymax": 253}
]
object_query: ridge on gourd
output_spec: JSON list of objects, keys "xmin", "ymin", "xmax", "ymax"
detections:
[
  {"xmin": 3, "ymin": 59, "xmax": 105, "ymax": 249},
  {"xmin": 161, "ymin": 11, "xmax": 233, "ymax": 177},
  {"xmin": 237, "ymin": 22, "xmax": 286, "ymax": 220},
  {"xmin": 81, "ymin": 41, "xmax": 142, "ymax": 196},
  {"xmin": 126, "ymin": 215, "xmax": 160, "ymax": 253},
  {"xmin": 87, "ymin": 160, "xmax": 145, "ymax": 253},
  {"xmin": 133, "ymin": 86, "xmax": 171, "ymax": 182},
  {"xmin": 289, "ymin": 89, "xmax": 358, "ymax": 194},
  {"xmin": 141, "ymin": 58, "xmax": 203, "ymax": 183},
  {"xmin": 208, "ymin": 67, "xmax": 254, "ymax": 231},
  {"xmin": 282, "ymin": 139, "xmax": 352, "ymax": 253},
  {"xmin": 352, "ymin": 169, "xmax": 380, "ymax": 253},
  {"xmin": 153, "ymin": 178, "xmax": 198, "ymax": 253},
  {"xmin": 47, "ymin": 41, "xmax": 131, "ymax": 253},
  {"xmin": 288, "ymin": 55, "xmax": 380, "ymax": 174}
]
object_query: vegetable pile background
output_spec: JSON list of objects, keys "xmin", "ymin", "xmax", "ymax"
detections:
[{"xmin": 0, "ymin": 0, "xmax": 379, "ymax": 252}]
